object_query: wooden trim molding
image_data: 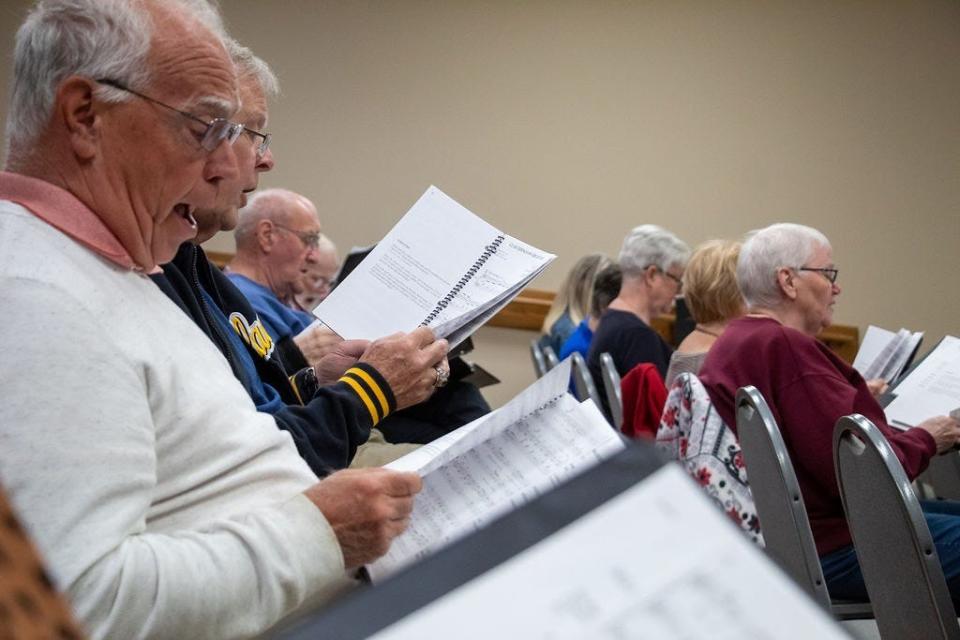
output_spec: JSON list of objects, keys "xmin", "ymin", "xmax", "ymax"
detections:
[
  {"xmin": 487, "ymin": 287, "xmax": 860, "ymax": 364},
  {"xmin": 195, "ymin": 254, "xmax": 861, "ymax": 363}
]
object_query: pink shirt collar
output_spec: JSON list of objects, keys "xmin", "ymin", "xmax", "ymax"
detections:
[{"xmin": 0, "ymin": 171, "xmax": 139, "ymax": 270}]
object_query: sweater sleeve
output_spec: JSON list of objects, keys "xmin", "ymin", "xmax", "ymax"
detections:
[
  {"xmin": 271, "ymin": 364, "xmax": 397, "ymax": 475},
  {"xmin": 775, "ymin": 346, "xmax": 935, "ymax": 499},
  {"xmin": 1, "ymin": 281, "xmax": 350, "ymax": 639}
]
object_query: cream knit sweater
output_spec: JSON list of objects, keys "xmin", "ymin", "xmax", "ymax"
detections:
[{"xmin": 0, "ymin": 201, "xmax": 350, "ymax": 639}]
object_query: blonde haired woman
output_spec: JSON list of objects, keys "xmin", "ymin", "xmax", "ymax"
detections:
[{"xmin": 664, "ymin": 240, "xmax": 744, "ymax": 386}]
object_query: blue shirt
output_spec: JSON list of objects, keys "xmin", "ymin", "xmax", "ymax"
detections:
[
  {"xmin": 560, "ymin": 319, "xmax": 593, "ymax": 361},
  {"xmin": 199, "ymin": 288, "xmax": 287, "ymax": 415},
  {"xmin": 227, "ymin": 273, "xmax": 316, "ymax": 340}
]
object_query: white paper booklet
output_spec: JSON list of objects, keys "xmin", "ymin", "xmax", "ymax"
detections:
[
  {"xmin": 370, "ymin": 465, "xmax": 849, "ymax": 640},
  {"xmin": 853, "ymin": 325, "xmax": 923, "ymax": 383},
  {"xmin": 885, "ymin": 335, "xmax": 960, "ymax": 429},
  {"xmin": 367, "ymin": 360, "xmax": 625, "ymax": 582},
  {"xmin": 313, "ymin": 186, "xmax": 555, "ymax": 346}
]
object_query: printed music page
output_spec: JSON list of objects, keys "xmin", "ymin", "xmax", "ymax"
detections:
[
  {"xmin": 313, "ymin": 186, "xmax": 554, "ymax": 344},
  {"xmin": 367, "ymin": 361, "xmax": 624, "ymax": 582},
  {"xmin": 886, "ymin": 336, "xmax": 960, "ymax": 428},
  {"xmin": 370, "ymin": 466, "xmax": 849, "ymax": 640}
]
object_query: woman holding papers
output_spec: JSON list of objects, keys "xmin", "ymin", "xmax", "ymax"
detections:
[{"xmin": 699, "ymin": 222, "xmax": 960, "ymax": 604}]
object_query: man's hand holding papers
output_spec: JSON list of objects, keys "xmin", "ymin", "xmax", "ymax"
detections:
[
  {"xmin": 303, "ymin": 468, "xmax": 423, "ymax": 569},
  {"xmin": 359, "ymin": 327, "xmax": 449, "ymax": 410}
]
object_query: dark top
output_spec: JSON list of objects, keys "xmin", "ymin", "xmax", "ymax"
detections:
[
  {"xmin": 152, "ymin": 243, "xmax": 390, "ymax": 475},
  {"xmin": 699, "ymin": 316, "xmax": 936, "ymax": 555},
  {"xmin": 587, "ymin": 309, "xmax": 672, "ymax": 416}
]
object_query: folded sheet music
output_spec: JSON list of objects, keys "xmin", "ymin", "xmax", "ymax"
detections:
[
  {"xmin": 853, "ymin": 325, "xmax": 923, "ymax": 384},
  {"xmin": 313, "ymin": 186, "xmax": 555, "ymax": 346},
  {"xmin": 367, "ymin": 360, "xmax": 625, "ymax": 582},
  {"xmin": 885, "ymin": 335, "xmax": 960, "ymax": 429},
  {"xmin": 369, "ymin": 465, "xmax": 849, "ymax": 640}
]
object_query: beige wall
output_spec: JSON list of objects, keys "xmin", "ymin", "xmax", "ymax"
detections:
[{"xmin": 2, "ymin": 1, "xmax": 958, "ymax": 406}]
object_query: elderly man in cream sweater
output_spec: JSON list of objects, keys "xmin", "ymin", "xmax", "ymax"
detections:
[{"xmin": 0, "ymin": 0, "xmax": 447, "ymax": 638}]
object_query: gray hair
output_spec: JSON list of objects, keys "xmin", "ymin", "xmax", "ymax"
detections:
[
  {"xmin": 737, "ymin": 222, "xmax": 831, "ymax": 309},
  {"xmin": 316, "ymin": 233, "xmax": 337, "ymax": 256},
  {"xmin": 226, "ymin": 39, "xmax": 280, "ymax": 100},
  {"xmin": 618, "ymin": 224, "xmax": 691, "ymax": 278},
  {"xmin": 5, "ymin": 0, "xmax": 228, "ymax": 152}
]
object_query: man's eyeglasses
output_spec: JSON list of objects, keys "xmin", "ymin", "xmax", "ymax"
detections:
[
  {"xmin": 96, "ymin": 78, "xmax": 243, "ymax": 152},
  {"xmin": 647, "ymin": 265, "xmax": 683, "ymax": 291},
  {"xmin": 273, "ymin": 223, "xmax": 321, "ymax": 248},
  {"xmin": 797, "ymin": 266, "xmax": 839, "ymax": 284},
  {"xmin": 243, "ymin": 127, "xmax": 272, "ymax": 160}
]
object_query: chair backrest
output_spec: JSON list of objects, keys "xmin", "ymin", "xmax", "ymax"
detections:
[
  {"xmin": 656, "ymin": 374, "xmax": 762, "ymax": 544},
  {"xmin": 923, "ymin": 453, "xmax": 960, "ymax": 501},
  {"xmin": 834, "ymin": 414, "xmax": 960, "ymax": 640},
  {"xmin": 570, "ymin": 352, "xmax": 602, "ymax": 409},
  {"xmin": 735, "ymin": 386, "xmax": 831, "ymax": 608},
  {"xmin": 599, "ymin": 353, "xmax": 623, "ymax": 430},
  {"xmin": 530, "ymin": 339, "xmax": 547, "ymax": 378},
  {"xmin": 543, "ymin": 345, "xmax": 560, "ymax": 371}
]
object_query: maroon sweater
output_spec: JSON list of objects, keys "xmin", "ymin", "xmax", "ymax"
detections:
[{"xmin": 699, "ymin": 316, "xmax": 935, "ymax": 555}]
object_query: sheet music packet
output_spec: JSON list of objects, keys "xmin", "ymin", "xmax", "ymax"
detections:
[
  {"xmin": 313, "ymin": 186, "xmax": 555, "ymax": 347},
  {"xmin": 368, "ymin": 465, "xmax": 849, "ymax": 640},
  {"xmin": 854, "ymin": 325, "xmax": 923, "ymax": 384},
  {"xmin": 366, "ymin": 360, "xmax": 626, "ymax": 582},
  {"xmin": 885, "ymin": 336, "xmax": 960, "ymax": 430}
]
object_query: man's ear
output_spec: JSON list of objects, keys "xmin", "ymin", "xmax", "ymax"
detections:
[
  {"xmin": 776, "ymin": 267, "xmax": 798, "ymax": 301},
  {"xmin": 256, "ymin": 219, "xmax": 274, "ymax": 253},
  {"xmin": 642, "ymin": 264, "xmax": 658, "ymax": 287},
  {"xmin": 56, "ymin": 76, "xmax": 102, "ymax": 161}
]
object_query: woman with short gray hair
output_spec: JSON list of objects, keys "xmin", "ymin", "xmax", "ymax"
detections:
[{"xmin": 699, "ymin": 222, "xmax": 960, "ymax": 604}]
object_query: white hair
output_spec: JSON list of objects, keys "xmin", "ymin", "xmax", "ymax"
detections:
[
  {"xmin": 4, "ymin": 0, "xmax": 228, "ymax": 152},
  {"xmin": 235, "ymin": 188, "xmax": 315, "ymax": 250},
  {"xmin": 618, "ymin": 224, "xmax": 690, "ymax": 278},
  {"xmin": 737, "ymin": 222, "xmax": 831, "ymax": 309},
  {"xmin": 226, "ymin": 39, "xmax": 280, "ymax": 100}
]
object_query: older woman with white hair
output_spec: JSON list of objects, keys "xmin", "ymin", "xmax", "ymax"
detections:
[
  {"xmin": 586, "ymin": 225, "xmax": 689, "ymax": 414},
  {"xmin": 699, "ymin": 222, "xmax": 960, "ymax": 603}
]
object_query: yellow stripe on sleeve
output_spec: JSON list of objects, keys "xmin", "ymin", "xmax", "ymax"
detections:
[
  {"xmin": 347, "ymin": 367, "xmax": 390, "ymax": 418},
  {"xmin": 340, "ymin": 375, "xmax": 380, "ymax": 425}
]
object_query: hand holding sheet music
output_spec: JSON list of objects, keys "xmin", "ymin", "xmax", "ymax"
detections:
[{"xmin": 313, "ymin": 186, "xmax": 555, "ymax": 346}]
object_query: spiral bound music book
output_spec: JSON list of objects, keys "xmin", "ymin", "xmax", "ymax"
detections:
[
  {"xmin": 313, "ymin": 186, "xmax": 555, "ymax": 346},
  {"xmin": 365, "ymin": 360, "xmax": 625, "ymax": 582}
]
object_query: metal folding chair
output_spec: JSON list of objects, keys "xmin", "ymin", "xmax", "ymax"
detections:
[
  {"xmin": 834, "ymin": 414, "xmax": 960, "ymax": 639},
  {"xmin": 599, "ymin": 353, "xmax": 622, "ymax": 430},
  {"xmin": 736, "ymin": 386, "xmax": 871, "ymax": 620},
  {"xmin": 542, "ymin": 345, "xmax": 559, "ymax": 372},
  {"xmin": 924, "ymin": 453, "xmax": 960, "ymax": 501},
  {"xmin": 570, "ymin": 352, "xmax": 602, "ymax": 410}
]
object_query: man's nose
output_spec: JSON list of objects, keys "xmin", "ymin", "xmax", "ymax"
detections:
[
  {"xmin": 256, "ymin": 147, "xmax": 275, "ymax": 173},
  {"xmin": 203, "ymin": 138, "xmax": 240, "ymax": 185}
]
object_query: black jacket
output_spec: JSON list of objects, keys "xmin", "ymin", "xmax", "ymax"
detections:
[{"xmin": 152, "ymin": 243, "xmax": 395, "ymax": 475}]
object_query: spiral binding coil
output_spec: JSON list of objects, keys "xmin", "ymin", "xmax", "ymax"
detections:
[
  {"xmin": 514, "ymin": 394, "xmax": 564, "ymax": 424},
  {"xmin": 421, "ymin": 234, "xmax": 506, "ymax": 326}
]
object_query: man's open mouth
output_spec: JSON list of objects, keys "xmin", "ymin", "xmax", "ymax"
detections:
[{"xmin": 174, "ymin": 203, "xmax": 197, "ymax": 229}]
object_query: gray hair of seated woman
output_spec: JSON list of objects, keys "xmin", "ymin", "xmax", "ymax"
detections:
[
  {"xmin": 737, "ymin": 222, "xmax": 831, "ymax": 309},
  {"xmin": 618, "ymin": 224, "xmax": 690, "ymax": 278}
]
